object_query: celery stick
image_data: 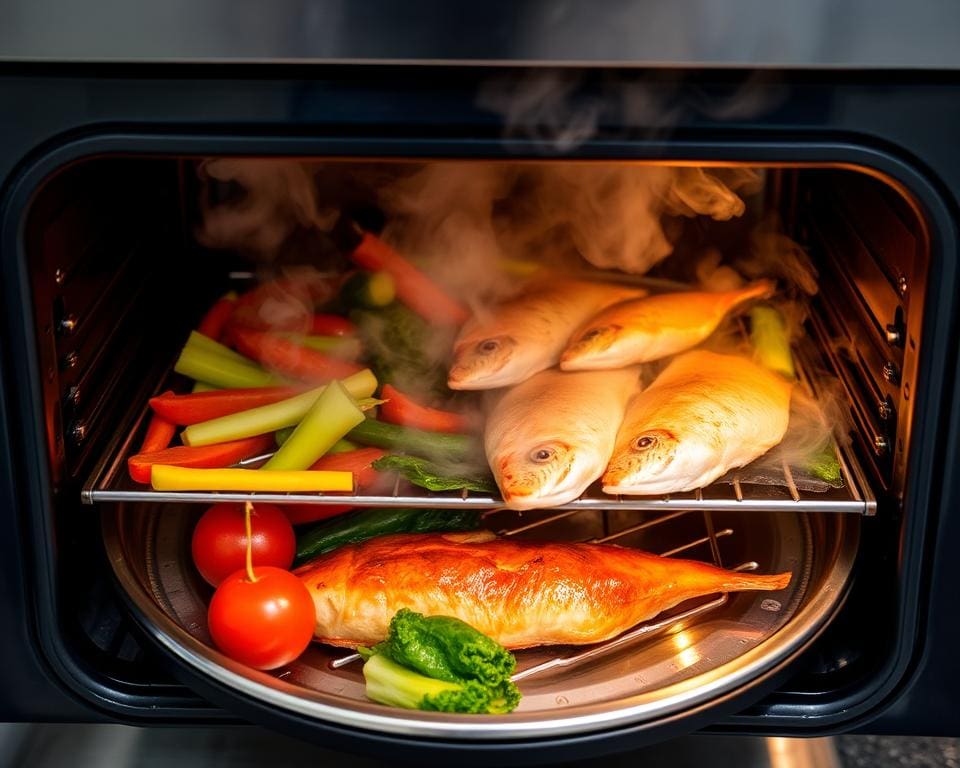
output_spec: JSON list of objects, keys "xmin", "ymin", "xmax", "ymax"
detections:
[
  {"xmin": 182, "ymin": 368, "xmax": 377, "ymax": 447},
  {"xmin": 329, "ymin": 438, "xmax": 359, "ymax": 454},
  {"xmin": 174, "ymin": 345, "xmax": 279, "ymax": 389},
  {"xmin": 191, "ymin": 381, "xmax": 219, "ymax": 393},
  {"xmin": 185, "ymin": 331, "xmax": 260, "ymax": 367},
  {"xmin": 750, "ymin": 305, "xmax": 796, "ymax": 380},
  {"xmin": 263, "ymin": 380, "xmax": 365, "ymax": 471}
]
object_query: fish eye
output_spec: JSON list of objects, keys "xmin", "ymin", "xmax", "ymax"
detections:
[
  {"xmin": 529, "ymin": 447, "xmax": 555, "ymax": 463},
  {"xmin": 634, "ymin": 435, "xmax": 657, "ymax": 451},
  {"xmin": 478, "ymin": 339, "xmax": 500, "ymax": 353}
]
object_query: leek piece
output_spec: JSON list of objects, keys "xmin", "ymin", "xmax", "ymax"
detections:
[
  {"xmin": 275, "ymin": 426, "xmax": 295, "ymax": 447},
  {"xmin": 263, "ymin": 380, "xmax": 365, "ymax": 471},
  {"xmin": 750, "ymin": 305, "xmax": 796, "ymax": 379},
  {"xmin": 277, "ymin": 426, "xmax": 359, "ymax": 449},
  {"xmin": 185, "ymin": 331, "xmax": 259, "ymax": 367},
  {"xmin": 181, "ymin": 368, "xmax": 377, "ymax": 447},
  {"xmin": 174, "ymin": 345, "xmax": 278, "ymax": 389},
  {"xmin": 150, "ymin": 464, "xmax": 352, "ymax": 492},
  {"xmin": 348, "ymin": 419, "xmax": 476, "ymax": 462},
  {"xmin": 297, "ymin": 335, "xmax": 363, "ymax": 359}
]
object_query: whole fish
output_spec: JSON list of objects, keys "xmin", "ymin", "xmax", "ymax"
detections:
[
  {"xmin": 448, "ymin": 278, "xmax": 646, "ymax": 390},
  {"xmin": 603, "ymin": 350, "xmax": 792, "ymax": 495},
  {"xmin": 560, "ymin": 279, "xmax": 775, "ymax": 371},
  {"xmin": 485, "ymin": 367, "xmax": 638, "ymax": 509},
  {"xmin": 297, "ymin": 532, "xmax": 792, "ymax": 649}
]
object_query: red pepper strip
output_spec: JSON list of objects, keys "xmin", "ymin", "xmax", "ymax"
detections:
[
  {"xmin": 139, "ymin": 390, "xmax": 178, "ymax": 452},
  {"xmin": 279, "ymin": 504, "xmax": 354, "ymax": 526},
  {"xmin": 310, "ymin": 313, "xmax": 357, "ymax": 337},
  {"xmin": 149, "ymin": 386, "xmax": 305, "ymax": 426},
  {"xmin": 278, "ymin": 447, "xmax": 386, "ymax": 525},
  {"xmin": 379, "ymin": 384, "xmax": 469, "ymax": 434},
  {"xmin": 350, "ymin": 232, "xmax": 469, "ymax": 327},
  {"xmin": 308, "ymin": 447, "xmax": 387, "ymax": 489},
  {"xmin": 230, "ymin": 276, "xmax": 338, "ymax": 333},
  {"xmin": 127, "ymin": 434, "xmax": 275, "ymax": 485},
  {"xmin": 231, "ymin": 327, "xmax": 363, "ymax": 383},
  {"xmin": 196, "ymin": 294, "xmax": 237, "ymax": 341}
]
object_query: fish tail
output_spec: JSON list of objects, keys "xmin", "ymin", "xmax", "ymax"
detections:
[{"xmin": 719, "ymin": 571, "xmax": 792, "ymax": 592}]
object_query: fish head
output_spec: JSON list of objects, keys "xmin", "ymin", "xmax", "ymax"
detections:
[
  {"xmin": 602, "ymin": 428, "xmax": 688, "ymax": 494},
  {"xmin": 448, "ymin": 334, "xmax": 521, "ymax": 389},
  {"xmin": 560, "ymin": 324, "xmax": 625, "ymax": 370},
  {"xmin": 493, "ymin": 439, "xmax": 600, "ymax": 509}
]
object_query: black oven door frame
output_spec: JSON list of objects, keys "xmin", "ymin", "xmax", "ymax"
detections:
[{"xmin": 1, "ymin": 67, "xmax": 959, "ymax": 755}]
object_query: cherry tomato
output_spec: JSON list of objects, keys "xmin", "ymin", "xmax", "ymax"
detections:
[
  {"xmin": 191, "ymin": 503, "xmax": 295, "ymax": 587},
  {"xmin": 207, "ymin": 566, "xmax": 316, "ymax": 670}
]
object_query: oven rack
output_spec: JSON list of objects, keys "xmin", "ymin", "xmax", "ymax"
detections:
[
  {"xmin": 328, "ymin": 507, "xmax": 753, "ymax": 681},
  {"xmin": 82, "ymin": 323, "xmax": 877, "ymax": 514}
]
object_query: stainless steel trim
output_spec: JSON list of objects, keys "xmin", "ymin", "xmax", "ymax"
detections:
[{"xmin": 3, "ymin": 0, "xmax": 960, "ymax": 68}]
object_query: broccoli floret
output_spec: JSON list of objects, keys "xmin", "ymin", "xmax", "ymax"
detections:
[{"xmin": 359, "ymin": 609, "xmax": 521, "ymax": 714}]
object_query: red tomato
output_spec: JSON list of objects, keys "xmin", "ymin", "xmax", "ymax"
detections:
[
  {"xmin": 191, "ymin": 503, "xmax": 295, "ymax": 587},
  {"xmin": 208, "ymin": 566, "xmax": 316, "ymax": 670}
]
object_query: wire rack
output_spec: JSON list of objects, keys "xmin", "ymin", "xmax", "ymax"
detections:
[
  {"xmin": 82, "ymin": 316, "xmax": 876, "ymax": 514},
  {"xmin": 326, "ymin": 506, "xmax": 757, "ymax": 681}
]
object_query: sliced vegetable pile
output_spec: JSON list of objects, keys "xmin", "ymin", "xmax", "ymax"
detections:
[
  {"xmin": 127, "ymin": 243, "xmax": 483, "ymax": 498},
  {"xmin": 359, "ymin": 608, "xmax": 521, "ymax": 714}
]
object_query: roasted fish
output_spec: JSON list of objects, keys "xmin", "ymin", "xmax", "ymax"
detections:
[
  {"xmin": 297, "ymin": 532, "xmax": 792, "ymax": 649},
  {"xmin": 485, "ymin": 367, "xmax": 638, "ymax": 509},
  {"xmin": 448, "ymin": 278, "xmax": 645, "ymax": 390},
  {"xmin": 560, "ymin": 280, "xmax": 775, "ymax": 371},
  {"xmin": 603, "ymin": 350, "xmax": 792, "ymax": 495}
]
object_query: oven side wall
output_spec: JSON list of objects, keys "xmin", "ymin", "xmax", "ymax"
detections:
[{"xmin": 0, "ymin": 67, "xmax": 959, "ymax": 735}]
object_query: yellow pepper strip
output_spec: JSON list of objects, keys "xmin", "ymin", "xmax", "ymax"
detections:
[{"xmin": 150, "ymin": 465, "xmax": 353, "ymax": 492}]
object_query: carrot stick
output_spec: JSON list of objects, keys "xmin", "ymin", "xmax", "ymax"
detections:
[
  {"xmin": 127, "ymin": 434, "xmax": 275, "ymax": 485},
  {"xmin": 379, "ymin": 384, "xmax": 469, "ymax": 434},
  {"xmin": 139, "ymin": 390, "xmax": 178, "ymax": 452},
  {"xmin": 350, "ymin": 232, "xmax": 469, "ymax": 326},
  {"xmin": 196, "ymin": 292, "xmax": 237, "ymax": 341},
  {"xmin": 149, "ymin": 386, "xmax": 306, "ymax": 426},
  {"xmin": 231, "ymin": 327, "xmax": 363, "ymax": 383}
]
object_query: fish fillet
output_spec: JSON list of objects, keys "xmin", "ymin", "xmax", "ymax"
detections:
[
  {"xmin": 449, "ymin": 278, "xmax": 645, "ymax": 390},
  {"xmin": 297, "ymin": 532, "xmax": 792, "ymax": 649},
  {"xmin": 485, "ymin": 367, "xmax": 638, "ymax": 509},
  {"xmin": 561, "ymin": 280, "xmax": 775, "ymax": 371},
  {"xmin": 604, "ymin": 350, "xmax": 793, "ymax": 495}
]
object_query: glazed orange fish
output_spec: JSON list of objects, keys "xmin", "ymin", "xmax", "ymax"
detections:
[
  {"xmin": 296, "ymin": 532, "xmax": 791, "ymax": 649},
  {"xmin": 561, "ymin": 279, "xmax": 775, "ymax": 371}
]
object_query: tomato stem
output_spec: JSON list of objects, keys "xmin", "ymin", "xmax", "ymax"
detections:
[{"xmin": 244, "ymin": 501, "xmax": 258, "ymax": 583}]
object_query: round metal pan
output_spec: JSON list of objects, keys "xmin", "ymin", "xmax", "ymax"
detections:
[{"xmin": 102, "ymin": 504, "xmax": 857, "ymax": 741}]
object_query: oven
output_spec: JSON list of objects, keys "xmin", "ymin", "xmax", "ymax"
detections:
[{"xmin": 2, "ymin": 6, "xmax": 960, "ymax": 764}]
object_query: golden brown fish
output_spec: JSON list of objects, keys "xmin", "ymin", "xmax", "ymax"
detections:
[
  {"xmin": 560, "ymin": 280, "xmax": 775, "ymax": 371},
  {"xmin": 484, "ymin": 367, "xmax": 639, "ymax": 509},
  {"xmin": 296, "ymin": 532, "xmax": 791, "ymax": 649},
  {"xmin": 449, "ymin": 278, "xmax": 646, "ymax": 390},
  {"xmin": 603, "ymin": 350, "xmax": 792, "ymax": 495}
]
